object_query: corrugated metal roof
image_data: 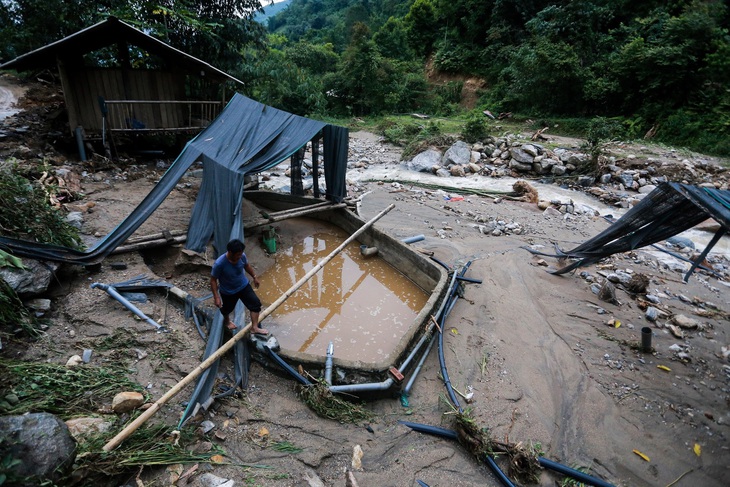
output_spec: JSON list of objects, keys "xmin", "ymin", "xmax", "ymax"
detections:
[{"xmin": 0, "ymin": 16, "xmax": 244, "ymax": 86}]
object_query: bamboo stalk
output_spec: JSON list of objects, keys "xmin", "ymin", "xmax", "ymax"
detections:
[
  {"xmin": 102, "ymin": 203, "xmax": 395, "ymax": 452},
  {"xmin": 122, "ymin": 229, "xmax": 186, "ymax": 245},
  {"xmin": 243, "ymin": 203, "xmax": 347, "ymax": 229},
  {"xmin": 110, "ymin": 235, "xmax": 187, "ymax": 254}
]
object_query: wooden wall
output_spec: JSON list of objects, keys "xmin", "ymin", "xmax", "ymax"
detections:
[{"xmin": 59, "ymin": 66, "xmax": 187, "ymax": 134}]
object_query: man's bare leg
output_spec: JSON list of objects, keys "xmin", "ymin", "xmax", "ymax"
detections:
[
  {"xmin": 250, "ymin": 311, "xmax": 268, "ymax": 335},
  {"xmin": 223, "ymin": 313, "xmax": 236, "ymax": 330}
]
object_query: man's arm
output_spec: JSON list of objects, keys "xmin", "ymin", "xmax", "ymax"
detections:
[
  {"xmin": 210, "ymin": 276, "xmax": 222, "ymax": 308},
  {"xmin": 244, "ymin": 263, "xmax": 260, "ymax": 289}
]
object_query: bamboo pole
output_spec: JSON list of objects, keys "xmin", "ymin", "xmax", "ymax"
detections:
[
  {"xmin": 110, "ymin": 235, "xmax": 187, "ymax": 255},
  {"xmin": 243, "ymin": 202, "xmax": 347, "ymax": 229},
  {"xmin": 102, "ymin": 203, "xmax": 395, "ymax": 451}
]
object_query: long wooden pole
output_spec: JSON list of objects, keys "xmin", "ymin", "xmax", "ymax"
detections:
[{"xmin": 103, "ymin": 203, "xmax": 395, "ymax": 451}]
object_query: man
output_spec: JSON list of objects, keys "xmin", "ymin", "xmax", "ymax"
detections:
[{"xmin": 210, "ymin": 239, "xmax": 268, "ymax": 335}]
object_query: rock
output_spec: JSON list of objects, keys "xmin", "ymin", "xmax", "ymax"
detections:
[
  {"xmin": 0, "ymin": 413, "xmax": 76, "ymax": 484},
  {"xmin": 442, "ymin": 141, "xmax": 471, "ymax": 166},
  {"xmin": 66, "ymin": 355, "xmax": 83, "ymax": 366},
  {"xmin": 672, "ymin": 314, "xmax": 700, "ymax": 329},
  {"xmin": 578, "ymin": 175, "xmax": 594, "ymax": 187},
  {"xmin": 407, "ymin": 149, "xmax": 443, "ymax": 172},
  {"xmin": 550, "ymin": 164, "xmax": 567, "ymax": 176},
  {"xmin": 65, "ymin": 211, "xmax": 84, "ymax": 229},
  {"xmin": 521, "ymin": 143, "xmax": 540, "ymax": 157},
  {"xmin": 351, "ymin": 444, "xmax": 364, "ymax": 470},
  {"xmin": 195, "ymin": 473, "xmax": 235, "ymax": 487},
  {"xmin": 65, "ymin": 417, "xmax": 113, "ymax": 440},
  {"xmin": 0, "ymin": 258, "xmax": 59, "ymax": 297},
  {"xmin": 638, "ymin": 184, "xmax": 657, "ymax": 194},
  {"xmin": 598, "ymin": 280, "xmax": 618, "ymax": 304},
  {"xmin": 24, "ymin": 298, "xmax": 52, "ymax": 312},
  {"xmin": 468, "ymin": 162, "xmax": 481, "ymax": 174},
  {"xmin": 435, "ymin": 167, "xmax": 451, "ymax": 177},
  {"xmin": 668, "ymin": 324, "xmax": 684, "ymax": 339},
  {"xmin": 112, "ymin": 391, "xmax": 145, "ymax": 413},
  {"xmin": 543, "ymin": 207, "xmax": 562, "ymax": 218},
  {"xmin": 509, "ymin": 147, "xmax": 534, "ymax": 164},
  {"xmin": 449, "ymin": 165, "xmax": 466, "ymax": 177},
  {"xmin": 509, "ymin": 159, "xmax": 533, "ymax": 172}
]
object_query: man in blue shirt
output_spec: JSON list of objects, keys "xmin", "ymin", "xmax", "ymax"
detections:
[{"xmin": 210, "ymin": 239, "xmax": 268, "ymax": 335}]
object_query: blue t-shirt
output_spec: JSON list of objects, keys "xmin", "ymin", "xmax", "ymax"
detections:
[{"xmin": 211, "ymin": 252, "xmax": 249, "ymax": 295}]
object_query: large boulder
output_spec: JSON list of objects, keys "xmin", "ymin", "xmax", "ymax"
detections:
[
  {"xmin": 406, "ymin": 149, "xmax": 442, "ymax": 173},
  {"xmin": 0, "ymin": 258, "xmax": 59, "ymax": 297},
  {"xmin": 0, "ymin": 413, "xmax": 76, "ymax": 484},
  {"xmin": 442, "ymin": 141, "xmax": 471, "ymax": 166}
]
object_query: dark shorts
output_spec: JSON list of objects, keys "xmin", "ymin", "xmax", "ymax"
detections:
[{"xmin": 220, "ymin": 284, "xmax": 262, "ymax": 316}]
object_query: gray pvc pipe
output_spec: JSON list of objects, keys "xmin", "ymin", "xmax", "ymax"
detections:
[
  {"xmin": 329, "ymin": 377, "xmax": 393, "ymax": 394},
  {"xmin": 91, "ymin": 282, "xmax": 165, "ymax": 331},
  {"xmin": 403, "ymin": 332, "xmax": 438, "ymax": 396},
  {"xmin": 324, "ymin": 342, "xmax": 334, "ymax": 385}
]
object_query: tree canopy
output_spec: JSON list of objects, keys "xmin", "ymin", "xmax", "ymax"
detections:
[{"xmin": 2, "ymin": 0, "xmax": 728, "ymax": 155}]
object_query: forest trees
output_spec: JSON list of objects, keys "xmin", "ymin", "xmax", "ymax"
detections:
[{"xmin": 0, "ymin": 0, "xmax": 265, "ymax": 75}]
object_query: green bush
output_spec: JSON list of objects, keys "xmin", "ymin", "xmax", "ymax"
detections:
[{"xmin": 461, "ymin": 112, "xmax": 489, "ymax": 143}]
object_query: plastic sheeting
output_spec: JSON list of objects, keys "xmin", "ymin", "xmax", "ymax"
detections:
[
  {"xmin": 533, "ymin": 182, "xmax": 730, "ymax": 275},
  {"xmin": 0, "ymin": 93, "xmax": 348, "ymax": 263}
]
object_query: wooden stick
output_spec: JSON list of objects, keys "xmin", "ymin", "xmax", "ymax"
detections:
[{"xmin": 102, "ymin": 203, "xmax": 395, "ymax": 451}]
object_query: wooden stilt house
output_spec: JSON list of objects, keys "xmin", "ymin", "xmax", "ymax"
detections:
[{"xmin": 0, "ymin": 16, "xmax": 243, "ymax": 141}]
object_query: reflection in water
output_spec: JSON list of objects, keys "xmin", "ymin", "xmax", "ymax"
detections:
[{"xmin": 257, "ymin": 229, "xmax": 428, "ymax": 363}]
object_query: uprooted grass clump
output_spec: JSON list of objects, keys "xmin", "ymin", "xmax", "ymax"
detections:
[
  {"xmin": 455, "ymin": 409, "xmax": 542, "ymax": 484},
  {"xmin": 0, "ymin": 359, "xmax": 144, "ymax": 417},
  {"xmin": 0, "ymin": 162, "xmax": 83, "ymax": 248},
  {"xmin": 296, "ymin": 380, "xmax": 374, "ymax": 424},
  {"xmin": 0, "ymin": 277, "xmax": 42, "ymax": 339},
  {"xmin": 71, "ymin": 424, "xmax": 227, "ymax": 485}
]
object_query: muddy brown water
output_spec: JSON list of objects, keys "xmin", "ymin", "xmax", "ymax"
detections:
[{"xmin": 256, "ymin": 228, "xmax": 429, "ymax": 364}]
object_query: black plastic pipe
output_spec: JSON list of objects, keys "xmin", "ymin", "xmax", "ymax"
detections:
[
  {"xmin": 399, "ymin": 421, "xmax": 615, "ymax": 487},
  {"xmin": 437, "ymin": 262, "xmax": 472, "ymax": 412},
  {"xmin": 266, "ymin": 347, "xmax": 312, "ymax": 386},
  {"xmin": 399, "ymin": 421, "xmax": 514, "ymax": 487}
]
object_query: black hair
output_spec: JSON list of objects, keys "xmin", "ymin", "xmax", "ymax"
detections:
[{"xmin": 227, "ymin": 239, "xmax": 245, "ymax": 253}]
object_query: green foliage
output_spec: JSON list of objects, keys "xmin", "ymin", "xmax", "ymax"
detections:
[
  {"xmin": 0, "ymin": 164, "xmax": 83, "ymax": 249},
  {"xmin": 373, "ymin": 16, "xmax": 414, "ymax": 61},
  {"xmin": 0, "ymin": 278, "xmax": 41, "ymax": 339},
  {"xmin": 375, "ymin": 117, "xmax": 456, "ymax": 159},
  {"xmin": 404, "ymin": 0, "xmax": 438, "ymax": 56},
  {"xmin": 582, "ymin": 116, "xmax": 624, "ymax": 171},
  {"xmin": 503, "ymin": 38, "xmax": 586, "ymax": 115},
  {"xmin": 0, "ymin": 359, "xmax": 144, "ymax": 417},
  {"xmin": 461, "ymin": 111, "xmax": 489, "ymax": 143}
]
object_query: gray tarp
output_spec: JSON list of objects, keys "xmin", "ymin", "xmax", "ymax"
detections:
[
  {"xmin": 0, "ymin": 93, "xmax": 348, "ymax": 263},
  {"xmin": 527, "ymin": 182, "xmax": 730, "ymax": 276}
]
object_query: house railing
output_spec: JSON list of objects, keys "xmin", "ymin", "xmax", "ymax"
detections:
[{"xmin": 102, "ymin": 100, "xmax": 223, "ymax": 133}]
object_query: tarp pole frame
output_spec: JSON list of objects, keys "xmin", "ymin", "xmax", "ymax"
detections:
[{"xmin": 684, "ymin": 227, "xmax": 727, "ymax": 282}]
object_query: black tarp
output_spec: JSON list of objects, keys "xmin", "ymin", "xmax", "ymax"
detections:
[
  {"xmin": 530, "ymin": 182, "xmax": 730, "ymax": 277},
  {"xmin": 0, "ymin": 93, "xmax": 348, "ymax": 262}
]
